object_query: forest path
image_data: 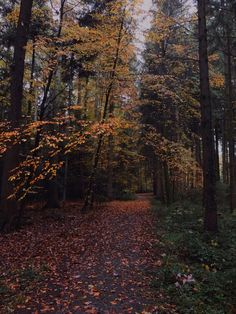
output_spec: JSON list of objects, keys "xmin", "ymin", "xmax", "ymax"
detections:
[{"xmin": 0, "ymin": 197, "xmax": 164, "ymax": 314}]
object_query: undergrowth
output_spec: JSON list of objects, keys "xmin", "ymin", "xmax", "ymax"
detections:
[{"xmin": 152, "ymin": 187, "xmax": 236, "ymax": 314}]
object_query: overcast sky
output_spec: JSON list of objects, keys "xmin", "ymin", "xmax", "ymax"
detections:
[
  {"xmin": 136, "ymin": 0, "xmax": 195, "ymax": 58},
  {"xmin": 140, "ymin": 0, "xmax": 195, "ymax": 31}
]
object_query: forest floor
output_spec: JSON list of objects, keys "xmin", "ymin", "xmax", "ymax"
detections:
[{"xmin": 0, "ymin": 196, "xmax": 175, "ymax": 314}]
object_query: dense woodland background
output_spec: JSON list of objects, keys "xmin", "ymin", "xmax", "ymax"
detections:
[
  {"xmin": 0, "ymin": 0, "xmax": 235, "ymax": 313},
  {"xmin": 0, "ymin": 0, "xmax": 235, "ymax": 231}
]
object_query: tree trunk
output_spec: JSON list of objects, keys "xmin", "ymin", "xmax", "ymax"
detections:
[
  {"xmin": 27, "ymin": 37, "xmax": 36, "ymax": 118},
  {"xmin": 225, "ymin": 29, "xmax": 236, "ymax": 213},
  {"xmin": 153, "ymin": 159, "xmax": 158, "ymax": 197},
  {"xmin": 163, "ymin": 162, "xmax": 170, "ymax": 204},
  {"xmin": 0, "ymin": 0, "xmax": 33, "ymax": 232},
  {"xmin": 83, "ymin": 76, "xmax": 89, "ymax": 118},
  {"xmin": 215, "ymin": 124, "xmax": 220, "ymax": 181},
  {"xmin": 197, "ymin": 0, "xmax": 217, "ymax": 232},
  {"xmin": 107, "ymin": 135, "xmax": 114, "ymax": 200},
  {"xmin": 63, "ymin": 55, "xmax": 74, "ymax": 202},
  {"xmin": 35, "ymin": 0, "xmax": 66, "ymax": 143},
  {"xmin": 44, "ymin": 179, "xmax": 60, "ymax": 209},
  {"xmin": 82, "ymin": 13, "xmax": 125, "ymax": 212},
  {"xmin": 222, "ymin": 119, "xmax": 229, "ymax": 183}
]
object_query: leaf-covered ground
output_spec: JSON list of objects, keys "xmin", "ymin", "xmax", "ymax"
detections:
[{"xmin": 0, "ymin": 197, "xmax": 173, "ymax": 313}]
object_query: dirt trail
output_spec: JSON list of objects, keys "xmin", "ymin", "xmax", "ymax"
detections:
[{"xmin": 0, "ymin": 197, "xmax": 161, "ymax": 314}]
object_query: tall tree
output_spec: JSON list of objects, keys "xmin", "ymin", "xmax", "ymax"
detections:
[
  {"xmin": 197, "ymin": 0, "xmax": 217, "ymax": 231},
  {"xmin": 0, "ymin": 0, "xmax": 33, "ymax": 231},
  {"xmin": 140, "ymin": 0, "xmax": 201, "ymax": 203}
]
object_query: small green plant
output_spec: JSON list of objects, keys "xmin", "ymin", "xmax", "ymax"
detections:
[
  {"xmin": 152, "ymin": 196, "xmax": 236, "ymax": 314},
  {"xmin": 17, "ymin": 266, "xmax": 44, "ymax": 291},
  {"xmin": 18, "ymin": 267, "xmax": 41, "ymax": 281},
  {"xmin": 0, "ymin": 283, "xmax": 10, "ymax": 296}
]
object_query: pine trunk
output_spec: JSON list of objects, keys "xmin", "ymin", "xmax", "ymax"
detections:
[
  {"xmin": 226, "ymin": 30, "xmax": 236, "ymax": 213},
  {"xmin": 215, "ymin": 125, "xmax": 220, "ymax": 181},
  {"xmin": 197, "ymin": 0, "xmax": 217, "ymax": 232}
]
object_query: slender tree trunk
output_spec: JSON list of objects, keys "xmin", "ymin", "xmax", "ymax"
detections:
[
  {"xmin": 83, "ymin": 76, "xmax": 89, "ymax": 118},
  {"xmin": 198, "ymin": 0, "xmax": 217, "ymax": 232},
  {"xmin": 63, "ymin": 55, "xmax": 74, "ymax": 202},
  {"xmin": 215, "ymin": 125, "xmax": 220, "ymax": 181},
  {"xmin": 107, "ymin": 135, "xmax": 114, "ymax": 200},
  {"xmin": 95, "ymin": 78, "xmax": 101, "ymax": 120},
  {"xmin": 44, "ymin": 179, "xmax": 60, "ymax": 209},
  {"xmin": 82, "ymin": 13, "xmax": 125, "ymax": 212},
  {"xmin": 153, "ymin": 158, "xmax": 158, "ymax": 197},
  {"xmin": 222, "ymin": 117, "xmax": 228, "ymax": 183},
  {"xmin": 35, "ymin": 0, "xmax": 66, "ymax": 145},
  {"xmin": 153, "ymin": 170, "xmax": 157, "ymax": 196},
  {"xmin": 160, "ymin": 163, "xmax": 166, "ymax": 203},
  {"xmin": 0, "ymin": 0, "xmax": 33, "ymax": 232},
  {"xmin": 107, "ymin": 97, "xmax": 115, "ymax": 200},
  {"xmin": 226, "ymin": 30, "xmax": 236, "ymax": 213},
  {"xmin": 30, "ymin": 1, "xmax": 66, "ymax": 210},
  {"xmin": 163, "ymin": 162, "xmax": 170, "ymax": 204},
  {"xmin": 171, "ymin": 178, "xmax": 175, "ymax": 202},
  {"xmin": 195, "ymin": 136, "xmax": 202, "ymax": 167},
  {"xmin": 77, "ymin": 76, "xmax": 81, "ymax": 106},
  {"xmin": 27, "ymin": 37, "xmax": 36, "ymax": 117}
]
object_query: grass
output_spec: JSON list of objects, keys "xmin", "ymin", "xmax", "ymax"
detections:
[{"xmin": 152, "ymin": 189, "xmax": 236, "ymax": 314}]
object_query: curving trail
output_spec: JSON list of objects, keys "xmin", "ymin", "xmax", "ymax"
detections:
[{"xmin": 0, "ymin": 196, "xmax": 166, "ymax": 314}]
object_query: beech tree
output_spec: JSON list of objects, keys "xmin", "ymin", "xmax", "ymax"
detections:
[{"xmin": 0, "ymin": 0, "xmax": 139, "ymax": 218}]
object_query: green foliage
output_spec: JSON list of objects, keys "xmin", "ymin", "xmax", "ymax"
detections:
[
  {"xmin": 18, "ymin": 267, "xmax": 43, "ymax": 283},
  {"xmin": 152, "ymin": 197, "xmax": 236, "ymax": 314},
  {"xmin": 0, "ymin": 282, "xmax": 10, "ymax": 296}
]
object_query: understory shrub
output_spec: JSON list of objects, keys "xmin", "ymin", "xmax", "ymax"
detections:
[{"xmin": 152, "ymin": 197, "xmax": 236, "ymax": 314}]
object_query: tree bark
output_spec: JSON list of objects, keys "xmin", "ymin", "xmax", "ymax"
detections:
[
  {"xmin": 107, "ymin": 135, "xmax": 114, "ymax": 200},
  {"xmin": 27, "ymin": 37, "xmax": 36, "ymax": 118},
  {"xmin": 215, "ymin": 124, "xmax": 220, "ymax": 181},
  {"xmin": 0, "ymin": 0, "xmax": 33, "ymax": 232},
  {"xmin": 63, "ymin": 55, "xmax": 74, "ymax": 202},
  {"xmin": 224, "ymin": 28, "xmax": 236, "ymax": 213},
  {"xmin": 222, "ymin": 118, "xmax": 229, "ymax": 183},
  {"xmin": 197, "ymin": 0, "xmax": 217, "ymax": 232},
  {"xmin": 44, "ymin": 179, "xmax": 60, "ymax": 209}
]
